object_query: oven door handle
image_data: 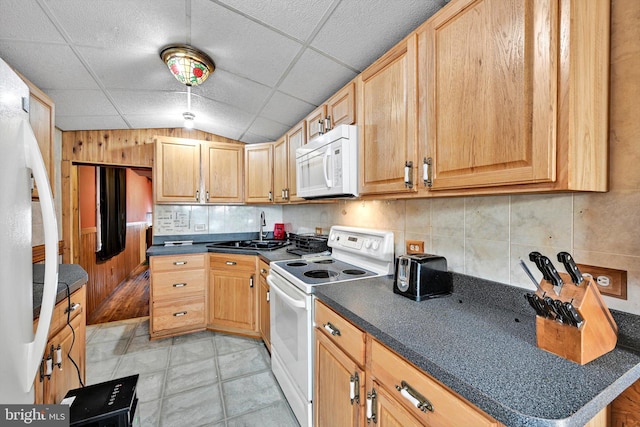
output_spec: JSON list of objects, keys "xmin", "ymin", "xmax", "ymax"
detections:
[{"xmin": 267, "ymin": 275, "xmax": 306, "ymax": 308}]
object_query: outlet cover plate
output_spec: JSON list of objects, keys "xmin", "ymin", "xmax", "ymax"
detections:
[
  {"xmin": 406, "ymin": 240, "xmax": 424, "ymax": 254},
  {"xmin": 577, "ymin": 264, "xmax": 627, "ymax": 299}
]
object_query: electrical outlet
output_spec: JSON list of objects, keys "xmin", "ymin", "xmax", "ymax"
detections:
[
  {"xmin": 577, "ymin": 264, "xmax": 628, "ymax": 300},
  {"xmin": 406, "ymin": 240, "xmax": 424, "ymax": 254},
  {"xmin": 315, "ymin": 227, "xmax": 323, "ymax": 235}
]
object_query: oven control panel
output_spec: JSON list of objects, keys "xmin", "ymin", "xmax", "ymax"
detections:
[{"xmin": 328, "ymin": 226, "xmax": 394, "ymax": 261}]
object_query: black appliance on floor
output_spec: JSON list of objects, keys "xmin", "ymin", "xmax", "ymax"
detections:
[{"xmin": 63, "ymin": 374, "xmax": 139, "ymax": 427}]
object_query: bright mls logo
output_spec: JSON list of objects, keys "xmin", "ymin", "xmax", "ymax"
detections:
[{"xmin": 1, "ymin": 405, "xmax": 68, "ymax": 426}]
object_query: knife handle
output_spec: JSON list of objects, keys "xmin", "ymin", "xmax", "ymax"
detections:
[
  {"xmin": 542, "ymin": 296, "xmax": 562, "ymax": 322},
  {"xmin": 529, "ymin": 252, "xmax": 551, "ymax": 281},
  {"xmin": 554, "ymin": 300, "xmax": 576, "ymax": 326},
  {"xmin": 563, "ymin": 302, "xmax": 584, "ymax": 327},
  {"xmin": 557, "ymin": 252, "xmax": 584, "ymax": 285},
  {"xmin": 539, "ymin": 256, "xmax": 564, "ymax": 289},
  {"xmin": 525, "ymin": 293, "xmax": 547, "ymax": 317}
]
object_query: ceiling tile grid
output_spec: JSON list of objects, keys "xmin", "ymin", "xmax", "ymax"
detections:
[{"xmin": 0, "ymin": 0, "xmax": 446, "ymax": 143}]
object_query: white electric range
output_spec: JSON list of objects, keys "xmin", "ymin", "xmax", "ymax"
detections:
[{"xmin": 267, "ymin": 226, "xmax": 395, "ymax": 427}]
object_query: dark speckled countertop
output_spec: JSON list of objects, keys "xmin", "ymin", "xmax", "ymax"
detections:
[
  {"xmin": 314, "ymin": 274, "xmax": 640, "ymax": 427},
  {"xmin": 146, "ymin": 242, "xmax": 300, "ymax": 263},
  {"xmin": 32, "ymin": 264, "xmax": 88, "ymax": 319}
]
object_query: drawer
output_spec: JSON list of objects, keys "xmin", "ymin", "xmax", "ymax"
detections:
[
  {"xmin": 152, "ymin": 297, "xmax": 205, "ymax": 333},
  {"xmin": 36, "ymin": 286, "xmax": 86, "ymax": 336},
  {"xmin": 370, "ymin": 339, "xmax": 498, "ymax": 427},
  {"xmin": 151, "ymin": 254, "xmax": 205, "ymax": 272},
  {"xmin": 210, "ymin": 253, "xmax": 256, "ymax": 272},
  {"xmin": 152, "ymin": 270, "xmax": 205, "ymax": 299},
  {"xmin": 315, "ymin": 300, "xmax": 365, "ymax": 366},
  {"xmin": 259, "ymin": 260, "xmax": 270, "ymax": 279}
]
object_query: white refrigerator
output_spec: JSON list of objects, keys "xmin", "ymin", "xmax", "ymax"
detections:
[{"xmin": 0, "ymin": 57, "xmax": 59, "ymax": 403}]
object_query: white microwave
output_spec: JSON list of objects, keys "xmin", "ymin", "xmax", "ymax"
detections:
[{"xmin": 296, "ymin": 125, "xmax": 358, "ymax": 199}]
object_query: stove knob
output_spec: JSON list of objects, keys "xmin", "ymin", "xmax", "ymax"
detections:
[
  {"xmin": 364, "ymin": 239, "xmax": 372, "ymax": 249},
  {"xmin": 372, "ymin": 240, "xmax": 380, "ymax": 250}
]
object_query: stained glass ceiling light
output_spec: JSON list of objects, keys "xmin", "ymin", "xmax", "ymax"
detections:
[{"xmin": 160, "ymin": 44, "xmax": 215, "ymax": 86}]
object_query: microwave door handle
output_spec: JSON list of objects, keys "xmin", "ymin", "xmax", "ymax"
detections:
[{"xmin": 323, "ymin": 146, "xmax": 333, "ymax": 188}]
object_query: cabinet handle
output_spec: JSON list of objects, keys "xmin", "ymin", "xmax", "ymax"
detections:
[
  {"xmin": 206, "ymin": 190, "xmax": 210, "ymax": 202},
  {"xmin": 281, "ymin": 189, "xmax": 286, "ymax": 199},
  {"xmin": 268, "ymin": 191, "xmax": 273, "ymax": 201},
  {"xmin": 260, "ymin": 268, "xmax": 268, "ymax": 274},
  {"xmin": 195, "ymin": 190, "xmax": 199, "ymax": 202},
  {"xmin": 266, "ymin": 290, "xmax": 270, "ymax": 302},
  {"xmin": 65, "ymin": 302, "xmax": 80, "ymax": 313},
  {"xmin": 323, "ymin": 322, "xmax": 341, "ymax": 336},
  {"xmin": 285, "ymin": 188, "xmax": 290, "ymax": 200},
  {"xmin": 318, "ymin": 119, "xmax": 325, "ymax": 136},
  {"xmin": 174, "ymin": 261, "xmax": 187, "ymax": 266},
  {"xmin": 423, "ymin": 157, "xmax": 433, "ymax": 187},
  {"xmin": 324, "ymin": 116, "xmax": 332, "ymax": 132},
  {"xmin": 225, "ymin": 261, "xmax": 237, "ymax": 266},
  {"xmin": 404, "ymin": 161, "xmax": 414, "ymax": 189},
  {"xmin": 395, "ymin": 380, "xmax": 433, "ymax": 413},
  {"xmin": 173, "ymin": 311, "xmax": 187, "ymax": 317},
  {"xmin": 55, "ymin": 344, "xmax": 63, "ymax": 369},
  {"xmin": 173, "ymin": 283, "xmax": 187, "ymax": 288},
  {"xmin": 45, "ymin": 347, "xmax": 53, "ymax": 378},
  {"xmin": 366, "ymin": 389, "xmax": 377, "ymax": 424},
  {"xmin": 350, "ymin": 372, "xmax": 360, "ymax": 404},
  {"xmin": 39, "ymin": 359, "xmax": 45, "ymax": 382},
  {"xmin": 250, "ymin": 275, "xmax": 254, "ymax": 288}
]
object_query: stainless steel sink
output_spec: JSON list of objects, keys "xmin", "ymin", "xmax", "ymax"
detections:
[{"xmin": 206, "ymin": 239, "xmax": 289, "ymax": 251}]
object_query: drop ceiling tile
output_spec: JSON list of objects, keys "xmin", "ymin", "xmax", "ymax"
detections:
[
  {"xmin": 311, "ymin": 0, "xmax": 445, "ymax": 71},
  {"xmin": 190, "ymin": 96, "xmax": 255, "ymax": 134},
  {"xmin": 124, "ymin": 114, "xmax": 186, "ymax": 130},
  {"xmin": 260, "ymin": 91, "xmax": 314, "ymax": 127},
  {"xmin": 77, "ymin": 46, "xmax": 178, "ymax": 91},
  {"xmin": 191, "ymin": 0, "xmax": 303, "ymax": 87},
  {"xmin": 216, "ymin": 0, "xmax": 334, "ymax": 41},
  {"xmin": 246, "ymin": 117, "xmax": 290, "ymax": 141},
  {"xmin": 108, "ymin": 90, "xmax": 187, "ymax": 116},
  {"xmin": 46, "ymin": 89, "xmax": 119, "ymax": 116},
  {"xmin": 192, "ymin": 121, "xmax": 244, "ymax": 141},
  {"xmin": 47, "ymin": 0, "xmax": 187, "ymax": 49},
  {"xmin": 0, "ymin": 41, "xmax": 98, "ymax": 90},
  {"xmin": 278, "ymin": 49, "xmax": 357, "ymax": 105},
  {"xmin": 54, "ymin": 115, "xmax": 129, "ymax": 131},
  {"xmin": 195, "ymin": 69, "xmax": 271, "ymax": 115},
  {"xmin": 240, "ymin": 132, "xmax": 272, "ymax": 144},
  {"xmin": 0, "ymin": 0, "xmax": 64, "ymax": 43}
]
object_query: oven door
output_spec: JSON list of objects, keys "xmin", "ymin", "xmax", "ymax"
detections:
[{"xmin": 267, "ymin": 271, "xmax": 313, "ymax": 426}]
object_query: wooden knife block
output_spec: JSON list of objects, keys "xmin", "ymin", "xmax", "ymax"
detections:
[{"xmin": 535, "ymin": 273, "xmax": 618, "ymax": 365}]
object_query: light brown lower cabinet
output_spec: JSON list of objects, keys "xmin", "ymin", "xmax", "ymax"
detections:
[
  {"xmin": 369, "ymin": 383, "xmax": 424, "ymax": 427},
  {"xmin": 33, "ymin": 285, "xmax": 86, "ymax": 404},
  {"xmin": 258, "ymin": 260, "xmax": 271, "ymax": 350}
]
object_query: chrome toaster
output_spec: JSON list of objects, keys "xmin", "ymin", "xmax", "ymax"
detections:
[{"xmin": 393, "ymin": 254, "xmax": 452, "ymax": 301}]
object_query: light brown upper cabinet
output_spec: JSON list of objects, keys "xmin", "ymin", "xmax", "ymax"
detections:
[
  {"xmin": 357, "ymin": 34, "xmax": 418, "ymax": 196},
  {"xmin": 417, "ymin": 0, "xmax": 610, "ymax": 194},
  {"xmin": 273, "ymin": 120, "xmax": 307, "ymax": 203},
  {"xmin": 154, "ymin": 136, "xmax": 201, "ymax": 203},
  {"xmin": 202, "ymin": 141, "xmax": 244, "ymax": 203},
  {"xmin": 244, "ymin": 142, "xmax": 274, "ymax": 203},
  {"xmin": 305, "ymin": 81, "xmax": 356, "ymax": 143},
  {"xmin": 154, "ymin": 136, "xmax": 244, "ymax": 204}
]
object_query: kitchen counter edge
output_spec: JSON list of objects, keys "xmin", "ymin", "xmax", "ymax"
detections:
[{"xmin": 33, "ymin": 264, "xmax": 88, "ymax": 319}]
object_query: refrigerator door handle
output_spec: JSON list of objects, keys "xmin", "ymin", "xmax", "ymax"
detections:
[{"xmin": 23, "ymin": 120, "xmax": 59, "ymax": 391}]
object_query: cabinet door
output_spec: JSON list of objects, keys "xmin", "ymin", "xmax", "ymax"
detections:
[
  {"xmin": 358, "ymin": 34, "xmax": 418, "ymax": 195},
  {"xmin": 202, "ymin": 141, "xmax": 243, "ymax": 203},
  {"xmin": 244, "ymin": 143, "xmax": 273, "ymax": 203},
  {"xmin": 273, "ymin": 137, "xmax": 288, "ymax": 203},
  {"xmin": 327, "ymin": 81, "xmax": 356, "ymax": 128},
  {"xmin": 305, "ymin": 104, "xmax": 327, "ymax": 142},
  {"xmin": 369, "ymin": 384, "xmax": 424, "ymax": 427},
  {"xmin": 209, "ymin": 270, "xmax": 255, "ymax": 331},
  {"xmin": 43, "ymin": 314, "xmax": 85, "ymax": 404},
  {"xmin": 154, "ymin": 136, "xmax": 201, "ymax": 203},
  {"xmin": 258, "ymin": 273, "xmax": 270, "ymax": 350},
  {"xmin": 286, "ymin": 121, "xmax": 306, "ymax": 202},
  {"xmin": 421, "ymin": 0, "xmax": 557, "ymax": 190},
  {"xmin": 315, "ymin": 331, "xmax": 364, "ymax": 427}
]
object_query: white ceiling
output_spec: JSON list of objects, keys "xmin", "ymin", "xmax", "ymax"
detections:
[{"xmin": 0, "ymin": 0, "xmax": 446, "ymax": 143}]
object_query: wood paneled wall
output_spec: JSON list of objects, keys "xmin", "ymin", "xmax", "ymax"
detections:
[{"xmin": 78, "ymin": 222, "xmax": 147, "ymax": 318}]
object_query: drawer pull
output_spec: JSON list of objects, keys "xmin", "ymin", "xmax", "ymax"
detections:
[
  {"xmin": 323, "ymin": 322, "xmax": 341, "ymax": 336},
  {"xmin": 261, "ymin": 268, "xmax": 268, "ymax": 274},
  {"xmin": 395, "ymin": 381, "xmax": 433, "ymax": 413},
  {"xmin": 266, "ymin": 291, "xmax": 270, "ymax": 302},
  {"xmin": 350, "ymin": 372, "xmax": 360, "ymax": 404},
  {"xmin": 173, "ymin": 311, "xmax": 187, "ymax": 317},
  {"xmin": 226, "ymin": 261, "xmax": 237, "ymax": 265},
  {"xmin": 366, "ymin": 389, "xmax": 377, "ymax": 424},
  {"xmin": 65, "ymin": 302, "xmax": 80, "ymax": 313},
  {"xmin": 55, "ymin": 344, "xmax": 63, "ymax": 369},
  {"xmin": 250, "ymin": 275, "xmax": 254, "ymax": 288},
  {"xmin": 173, "ymin": 261, "xmax": 187, "ymax": 266},
  {"xmin": 173, "ymin": 283, "xmax": 187, "ymax": 288}
]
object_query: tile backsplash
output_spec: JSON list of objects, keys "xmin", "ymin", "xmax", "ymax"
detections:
[
  {"xmin": 153, "ymin": 204, "xmax": 283, "ymax": 237},
  {"xmin": 282, "ymin": 191, "xmax": 640, "ymax": 315}
]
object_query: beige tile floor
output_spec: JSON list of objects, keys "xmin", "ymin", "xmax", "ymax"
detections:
[{"xmin": 86, "ymin": 317, "xmax": 299, "ymax": 427}]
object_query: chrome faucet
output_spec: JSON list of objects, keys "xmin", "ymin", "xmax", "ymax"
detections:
[{"xmin": 259, "ymin": 211, "xmax": 267, "ymax": 241}]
